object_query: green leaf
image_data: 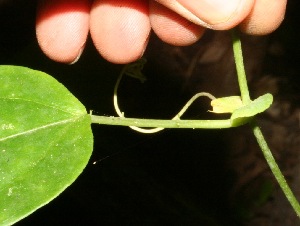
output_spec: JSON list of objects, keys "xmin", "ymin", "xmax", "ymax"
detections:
[
  {"xmin": 230, "ymin": 93, "xmax": 273, "ymax": 125},
  {"xmin": 0, "ymin": 66, "xmax": 93, "ymax": 225}
]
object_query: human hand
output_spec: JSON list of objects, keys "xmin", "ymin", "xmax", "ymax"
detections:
[{"xmin": 36, "ymin": 0, "xmax": 287, "ymax": 64}]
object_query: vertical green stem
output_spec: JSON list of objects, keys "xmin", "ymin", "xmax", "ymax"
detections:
[
  {"xmin": 232, "ymin": 29, "xmax": 300, "ymax": 217},
  {"xmin": 231, "ymin": 30, "xmax": 251, "ymax": 104},
  {"xmin": 250, "ymin": 120, "xmax": 300, "ymax": 217}
]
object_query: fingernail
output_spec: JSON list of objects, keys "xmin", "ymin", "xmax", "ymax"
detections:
[
  {"xmin": 69, "ymin": 46, "xmax": 84, "ymax": 65},
  {"xmin": 177, "ymin": 0, "xmax": 242, "ymax": 25}
]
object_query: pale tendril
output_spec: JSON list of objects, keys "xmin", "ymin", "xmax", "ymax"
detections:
[{"xmin": 113, "ymin": 59, "xmax": 216, "ymax": 133}]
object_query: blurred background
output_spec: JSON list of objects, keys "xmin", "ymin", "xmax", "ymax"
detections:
[{"xmin": 1, "ymin": 0, "xmax": 300, "ymax": 225}]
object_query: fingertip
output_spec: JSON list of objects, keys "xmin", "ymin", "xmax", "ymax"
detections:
[
  {"xmin": 150, "ymin": 1, "xmax": 205, "ymax": 46},
  {"xmin": 36, "ymin": 0, "xmax": 90, "ymax": 64},
  {"xmin": 158, "ymin": 0, "xmax": 255, "ymax": 30},
  {"xmin": 90, "ymin": 0, "xmax": 151, "ymax": 64},
  {"xmin": 239, "ymin": 0, "xmax": 287, "ymax": 35}
]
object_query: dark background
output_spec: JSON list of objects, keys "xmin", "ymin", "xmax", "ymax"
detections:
[{"xmin": 1, "ymin": 0, "xmax": 300, "ymax": 225}]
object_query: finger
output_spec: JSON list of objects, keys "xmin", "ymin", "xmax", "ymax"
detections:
[
  {"xmin": 90, "ymin": 0, "xmax": 151, "ymax": 64},
  {"xmin": 239, "ymin": 0, "xmax": 287, "ymax": 35},
  {"xmin": 156, "ymin": 0, "xmax": 255, "ymax": 30},
  {"xmin": 149, "ymin": 1, "xmax": 205, "ymax": 46},
  {"xmin": 36, "ymin": 0, "xmax": 90, "ymax": 64}
]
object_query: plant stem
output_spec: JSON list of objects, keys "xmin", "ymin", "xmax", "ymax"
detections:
[
  {"xmin": 113, "ymin": 58, "xmax": 218, "ymax": 133},
  {"xmin": 231, "ymin": 30, "xmax": 251, "ymax": 104},
  {"xmin": 90, "ymin": 115, "xmax": 247, "ymax": 129},
  {"xmin": 250, "ymin": 120, "xmax": 300, "ymax": 217}
]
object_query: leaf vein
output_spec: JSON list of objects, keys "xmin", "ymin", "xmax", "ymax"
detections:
[
  {"xmin": 0, "ymin": 97, "xmax": 80, "ymax": 115},
  {"xmin": 0, "ymin": 116, "xmax": 83, "ymax": 142}
]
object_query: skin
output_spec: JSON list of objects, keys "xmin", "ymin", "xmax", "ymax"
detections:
[{"xmin": 36, "ymin": 0, "xmax": 287, "ymax": 64}]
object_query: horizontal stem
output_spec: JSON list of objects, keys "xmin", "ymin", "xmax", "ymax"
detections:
[{"xmin": 90, "ymin": 115, "xmax": 246, "ymax": 129}]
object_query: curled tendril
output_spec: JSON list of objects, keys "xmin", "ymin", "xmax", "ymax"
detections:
[{"xmin": 113, "ymin": 58, "xmax": 216, "ymax": 134}]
